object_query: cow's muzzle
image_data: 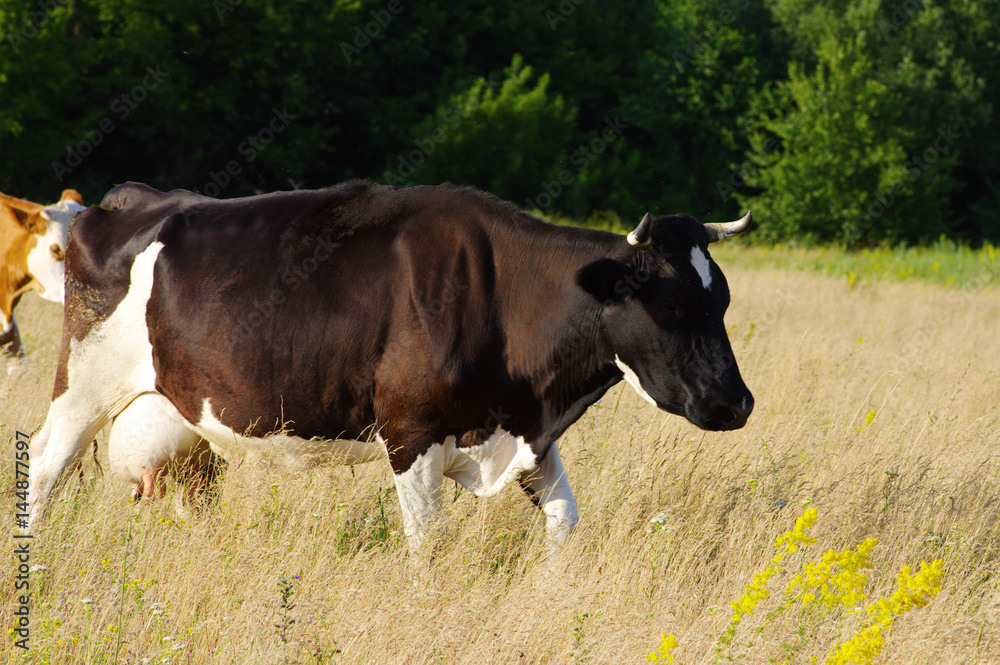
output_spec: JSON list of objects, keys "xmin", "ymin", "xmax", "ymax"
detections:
[{"xmin": 696, "ymin": 394, "xmax": 754, "ymax": 431}]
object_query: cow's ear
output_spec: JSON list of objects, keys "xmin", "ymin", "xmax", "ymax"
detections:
[
  {"xmin": 8, "ymin": 205, "xmax": 36, "ymax": 230},
  {"xmin": 23, "ymin": 210, "xmax": 46, "ymax": 234},
  {"xmin": 60, "ymin": 189, "xmax": 84, "ymax": 205},
  {"xmin": 577, "ymin": 258, "xmax": 632, "ymax": 305}
]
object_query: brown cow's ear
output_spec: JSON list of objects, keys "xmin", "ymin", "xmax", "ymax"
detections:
[
  {"xmin": 11, "ymin": 207, "xmax": 46, "ymax": 234},
  {"xmin": 0, "ymin": 193, "xmax": 44, "ymax": 214},
  {"xmin": 8, "ymin": 205, "xmax": 31, "ymax": 227},
  {"xmin": 60, "ymin": 189, "xmax": 84, "ymax": 205}
]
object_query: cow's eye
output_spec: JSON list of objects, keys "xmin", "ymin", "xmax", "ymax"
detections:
[
  {"xmin": 50, "ymin": 244, "xmax": 64, "ymax": 261},
  {"xmin": 659, "ymin": 296, "xmax": 677, "ymax": 312}
]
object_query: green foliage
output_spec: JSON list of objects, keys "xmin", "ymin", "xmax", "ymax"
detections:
[
  {"xmin": 0, "ymin": 0, "xmax": 998, "ymax": 245},
  {"xmin": 738, "ymin": 0, "xmax": 996, "ymax": 245},
  {"xmin": 390, "ymin": 54, "xmax": 577, "ymax": 205},
  {"xmin": 622, "ymin": 0, "xmax": 772, "ymax": 215}
]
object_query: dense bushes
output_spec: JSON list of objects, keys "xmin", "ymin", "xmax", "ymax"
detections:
[{"xmin": 1, "ymin": 0, "xmax": 997, "ymax": 245}]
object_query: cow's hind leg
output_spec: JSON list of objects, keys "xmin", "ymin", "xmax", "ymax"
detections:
[
  {"xmin": 519, "ymin": 442, "xmax": 579, "ymax": 557},
  {"xmin": 29, "ymin": 242, "xmax": 165, "ymax": 526},
  {"xmin": 28, "ymin": 396, "xmax": 114, "ymax": 528}
]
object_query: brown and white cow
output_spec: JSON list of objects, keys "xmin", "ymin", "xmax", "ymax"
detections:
[
  {"xmin": 1, "ymin": 189, "xmax": 84, "ymax": 370},
  {"xmin": 29, "ymin": 181, "xmax": 754, "ymax": 555},
  {"xmin": 1, "ymin": 190, "xmax": 217, "ymax": 499}
]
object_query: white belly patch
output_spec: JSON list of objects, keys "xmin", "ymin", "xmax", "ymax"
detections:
[
  {"xmin": 194, "ymin": 398, "xmax": 386, "ymax": 468},
  {"xmin": 440, "ymin": 428, "xmax": 538, "ymax": 497}
]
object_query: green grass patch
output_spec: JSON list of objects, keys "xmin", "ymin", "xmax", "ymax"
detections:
[{"xmin": 712, "ymin": 239, "xmax": 999, "ymax": 289}]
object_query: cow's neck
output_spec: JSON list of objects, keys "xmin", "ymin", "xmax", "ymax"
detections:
[{"xmin": 501, "ymin": 229, "xmax": 623, "ymax": 438}]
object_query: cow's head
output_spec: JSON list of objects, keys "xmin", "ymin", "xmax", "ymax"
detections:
[
  {"xmin": 579, "ymin": 211, "xmax": 754, "ymax": 431},
  {"xmin": 6, "ymin": 190, "xmax": 85, "ymax": 305}
]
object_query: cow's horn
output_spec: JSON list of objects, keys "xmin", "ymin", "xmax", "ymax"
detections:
[
  {"xmin": 627, "ymin": 212, "xmax": 653, "ymax": 250},
  {"xmin": 705, "ymin": 211, "xmax": 753, "ymax": 243}
]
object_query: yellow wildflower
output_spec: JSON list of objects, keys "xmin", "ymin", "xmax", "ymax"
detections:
[
  {"xmin": 826, "ymin": 559, "xmax": 943, "ymax": 665},
  {"xmin": 775, "ymin": 507, "xmax": 818, "ymax": 553},
  {"xmin": 647, "ymin": 633, "xmax": 679, "ymax": 663},
  {"xmin": 788, "ymin": 538, "xmax": 877, "ymax": 609}
]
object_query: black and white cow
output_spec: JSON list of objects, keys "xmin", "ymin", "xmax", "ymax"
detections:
[{"xmin": 28, "ymin": 181, "xmax": 753, "ymax": 553}]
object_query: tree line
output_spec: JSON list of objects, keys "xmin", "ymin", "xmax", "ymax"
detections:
[{"xmin": 1, "ymin": 0, "xmax": 997, "ymax": 245}]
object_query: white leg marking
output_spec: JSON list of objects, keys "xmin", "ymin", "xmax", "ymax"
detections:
[
  {"xmin": 690, "ymin": 246, "xmax": 713, "ymax": 291},
  {"xmin": 522, "ymin": 442, "xmax": 579, "ymax": 554},
  {"xmin": 614, "ymin": 354, "xmax": 657, "ymax": 406},
  {"xmin": 442, "ymin": 427, "xmax": 538, "ymax": 498},
  {"xmin": 28, "ymin": 243, "xmax": 164, "ymax": 526},
  {"xmin": 393, "ymin": 440, "xmax": 447, "ymax": 553}
]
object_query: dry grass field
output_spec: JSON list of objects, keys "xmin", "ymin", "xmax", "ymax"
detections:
[{"xmin": 3, "ymin": 255, "xmax": 999, "ymax": 665}]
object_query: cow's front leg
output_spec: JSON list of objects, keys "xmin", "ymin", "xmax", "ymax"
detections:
[
  {"xmin": 520, "ymin": 441, "xmax": 579, "ymax": 556},
  {"xmin": 390, "ymin": 440, "xmax": 447, "ymax": 554}
]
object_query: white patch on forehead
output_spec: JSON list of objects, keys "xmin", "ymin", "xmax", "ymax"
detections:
[
  {"xmin": 690, "ymin": 246, "xmax": 713, "ymax": 291},
  {"xmin": 614, "ymin": 354, "xmax": 657, "ymax": 407},
  {"xmin": 194, "ymin": 398, "xmax": 386, "ymax": 468}
]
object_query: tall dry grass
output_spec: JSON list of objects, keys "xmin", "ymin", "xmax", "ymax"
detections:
[{"xmin": 2, "ymin": 262, "xmax": 998, "ymax": 664}]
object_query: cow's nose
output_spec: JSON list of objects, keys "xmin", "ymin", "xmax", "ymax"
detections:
[
  {"xmin": 726, "ymin": 396, "xmax": 754, "ymax": 429},
  {"xmin": 699, "ymin": 394, "xmax": 753, "ymax": 431}
]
